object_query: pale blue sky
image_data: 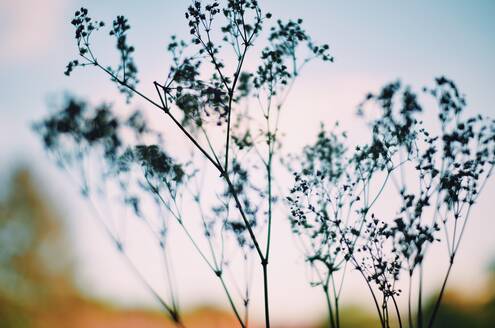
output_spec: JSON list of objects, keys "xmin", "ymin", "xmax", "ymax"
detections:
[{"xmin": 1, "ymin": 0, "xmax": 495, "ymax": 325}]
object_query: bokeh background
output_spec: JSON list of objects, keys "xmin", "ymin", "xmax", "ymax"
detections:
[{"xmin": 1, "ymin": 1, "xmax": 495, "ymax": 327}]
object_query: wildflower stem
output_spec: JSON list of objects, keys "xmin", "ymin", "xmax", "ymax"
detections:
[
  {"xmin": 323, "ymin": 284, "xmax": 336, "ymax": 328},
  {"xmin": 417, "ymin": 266, "xmax": 424, "ymax": 328},
  {"xmin": 408, "ymin": 273, "xmax": 414, "ymax": 328},
  {"xmin": 330, "ymin": 273, "xmax": 341, "ymax": 328},
  {"xmin": 219, "ymin": 273, "xmax": 246, "ymax": 328},
  {"xmin": 262, "ymin": 262, "xmax": 271, "ymax": 328},
  {"xmin": 391, "ymin": 295, "xmax": 403, "ymax": 328},
  {"xmin": 427, "ymin": 261, "xmax": 453, "ymax": 328}
]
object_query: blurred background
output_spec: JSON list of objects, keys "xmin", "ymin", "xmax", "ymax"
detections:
[{"xmin": 1, "ymin": 1, "xmax": 495, "ymax": 327}]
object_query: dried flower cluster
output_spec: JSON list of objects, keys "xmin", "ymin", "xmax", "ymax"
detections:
[
  {"xmin": 289, "ymin": 77, "xmax": 495, "ymax": 327},
  {"xmin": 33, "ymin": 2, "xmax": 494, "ymax": 328},
  {"xmin": 35, "ymin": 2, "xmax": 333, "ymax": 328}
]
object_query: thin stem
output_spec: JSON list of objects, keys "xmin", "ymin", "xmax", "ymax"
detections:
[
  {"xmin": 391, "ymin": 295, "xmax": 403, "ymax": 328},
  {"xmin": 262, "ymin": 263, "xmax": 271, "ymax": 328},
  {"xmin": 162, "ymin": 243, "xmax": 180, "ymax": 315},
  {"xmin": 330, "ymin": 273, "xmax": 341, "ymax": 328},
  {"xmin": 323, "ymin": 284, "xmax": 336, "ymax": 328},
  {"xmin": 359, "ymin": 267, "xmax": 385, "ymax": 327},
  {"xmin": 225, "ymin": 44, "xmax": 250, "ymax": 172},
  {"xmin": 200, "ymin": 125, "xmax": 223, "ymax": 168},
  {"xmin": 265, "ymin": 151, "xmax": 274, "ymax": 258},
  {"xmin": 194, "ymin": 193, "xmax": 220, "ymax": 269},
  {"xmin": 218, "ymin": 273, "xmax": 246, "ymax": 328},
  {"xmin": 383, "ymin": 297, "xmax": 389, "ymax": 328},
  {"xmin": 334, "ymin": 296, "xmax": 340, "ymax": 328},
  {"xmin": 408, "ymin": 273, "xmax": 414, "ymax": 328},
  {"xmin": 153, "ymin": 81, "xmax": 223, "ymax": 172},
  {"xmin": 224, "ymin": 174, "xmax": 265, "ymax": 260},
  {"xmin": 452, "ymin": 205, "xmax": 473, "ymax": 256},
  {"xmin": 121, "ymin": 252, "xmax": 184, "ymax": 327},
  {"xmin": 337, "ymin": 261, "xmax": 348, "ymax": 299},
  {"xmin": 427, "ymin": 261, "xmax": 453, "ymax": 328},
  {"xmin": 64, "ymin": 159, "xmax": 184, "ymax": 325},
  {"xmin": 417, "ymin": 266, "xmax": 424, "ymax": 328}
]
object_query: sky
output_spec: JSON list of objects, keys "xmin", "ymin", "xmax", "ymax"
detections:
[{"xmin": 1, "ymin": 0, "xmax": 495, "ymax": 325}]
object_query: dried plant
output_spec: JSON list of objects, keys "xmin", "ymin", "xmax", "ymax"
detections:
[
  {"xmin": 289, "ymin": 77, "xmax": 495, "ymax": 328},
  {"xmin": 34, "ymin": 1, "xmax": 332, "ymax": 327},
  {"xmin": 33, "ymin": 2, "xmax": 495, "ymax": 327}
]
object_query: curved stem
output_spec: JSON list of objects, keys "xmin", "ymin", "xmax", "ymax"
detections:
[
  {"xmin": 120, "ymin": 253, "xmax": 184, "ymax": 326},
  {"xmin": 391, "ymin": 295, "xmax": 403, "ymax": 328},
  {"xmin": 360, "ymin": 268, "xmax": 385, "ymax": 327},
  {"xmin": 427, "ymin": 261, "xmax": 453, "ymax": 328}
]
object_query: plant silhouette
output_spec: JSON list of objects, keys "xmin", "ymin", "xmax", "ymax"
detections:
[
  {"xmin": 35, "ymin": 1, "xmax": 332, "ymax": 327},
  {"xmin": 288, "ymin": 78, "xmax": 495, "ymax": 328},
  {"xmin": 33, "ymin": 1, "xmax": 494, "ymax": 328}
]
